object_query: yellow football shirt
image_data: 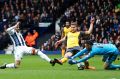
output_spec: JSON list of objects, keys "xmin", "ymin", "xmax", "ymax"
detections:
[{"xmin": 66, "ymin": 32, "xmax": 80, "ymax": 48}]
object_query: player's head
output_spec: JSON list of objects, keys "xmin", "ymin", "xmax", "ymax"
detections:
[
  {"xmin": 15, "ymin": 25, "xmax": 20, "ymax": 32},
  {"xmin": 70, "ymin": 21, "xmax": 78, "ymax": 33},
  {"xmin": 85, "ymin": 40, "xmax": 93, "ymax": 50},
  {"xmin": 65, "ymin": 21, "xmax": 70, "ymax": 27}
]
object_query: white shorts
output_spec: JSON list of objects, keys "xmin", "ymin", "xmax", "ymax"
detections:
[{"xmin": 14, "ymin": 46, "xmax": 34, "ymax": 60}]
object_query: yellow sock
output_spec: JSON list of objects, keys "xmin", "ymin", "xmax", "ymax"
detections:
[
  {"xmin": 61, "ymin": 48, "xmax": 65, "ymax": 57},
  {"xmin": 61, "ymin": 57, "xmax": 68, "ymax": 63}
]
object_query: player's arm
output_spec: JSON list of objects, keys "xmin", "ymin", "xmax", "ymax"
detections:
[
  {"xmin": 61, "ymin": 27, "xmax": 65, "ymax": 39},
  {"xmin": 69, "ymin": 51, "xmax": 94, "ymax": 65},
  {"xmin": 81, "ymin": 17, "xmax": 95, "ymax": 35},
  {"xmin": 76, "ymin": 52, "xmax": 94, "ymax": 63},
  {"xmin": 6, "ymin": 22, "xmax": 20, "ymax": 32},
  {"xmin": 55, "ymin": 36, "xmax": 66, "ymax": 46},
  {"xmin": 71, "ymin": 48, "xmax": 88, "ymax": 59}
]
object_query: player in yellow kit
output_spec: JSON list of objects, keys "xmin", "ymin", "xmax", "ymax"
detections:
[
  {"xmin": 61, "ymin": 21, "xmax": 71, "ymax": 57},
  {"xmin": 54, "ymin": 17, "xmax": 95, "ymax": 70}
]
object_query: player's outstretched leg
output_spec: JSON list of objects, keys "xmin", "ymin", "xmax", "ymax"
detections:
[
  {"xmin": 50, "ymin": 60, "xmax": 56, "ymax": 66},
  {"xmin": 54, "ymin": 58, "xmax": 63, "ymax": 65},
  {"xmin": 0, "ymin": 63, "xmax": 7, "ymax": 69},
  {"xmin": 37, "ymin": 51, "xmax": 55, "ymax": 66},
  {"xmin": 0, "ymin": 63, "xmax": 16, "ymax": 69},
  {"xmin": 104, "ymin": 55, "xmax": 120, "ymax": 70},
  {"xmin": 105, "ymin": 64, "xmax": 120, "ymax": 70}
]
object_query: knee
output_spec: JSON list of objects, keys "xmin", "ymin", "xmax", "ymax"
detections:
[
  {"xmin": 32, "ymin": 49, "xmax": 37, "ymax": 55},
  {"xmin": 15, "ymin": 64, "xmax": 20, "ymax": 68},
  {"xmin": 15, "ymin": 60, "xmax": 21, "ymax": 68}
]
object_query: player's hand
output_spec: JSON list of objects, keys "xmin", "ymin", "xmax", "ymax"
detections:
[
  {"xmin": 16, "ymin": 22, "xmax": 20, "ymax": 27},
  {"xmin": 55, "ymin": 41, "xmax": 61, "ymax": 48},
  {"xmin": 16, "ymin": 22, "xmax": 20, "ymax": 28},
  {"xmin": 55, "ymin": 41, "xmax": 61, "ymax": 46},
  {"xmin": 68, "ymin": 59, "xmax": 77, "ymax": 65},
  {"xmin": 90, "ymin": 17, "xmax": 95, "ymax": 24}
]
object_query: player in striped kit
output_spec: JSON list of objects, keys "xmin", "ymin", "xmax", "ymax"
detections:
[{"xmin": 0, "ymin": 22, "xmax": 55, "ymax": 69}]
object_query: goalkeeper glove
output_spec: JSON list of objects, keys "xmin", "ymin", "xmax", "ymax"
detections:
[{"xmin": 68, "ymin": 59, "xmax": 77, "ymax": 65}]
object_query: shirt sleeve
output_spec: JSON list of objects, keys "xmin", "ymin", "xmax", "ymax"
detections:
[
  {"xmin": 80, "ymin": 31, "xmax": 85, "ymax": 36},
  {"xmin": 76, "ymin": 51, "xmax": 94, "ymax": 63},
  {"xmin": 72, "ymin": 48, "xmax": 88, "ymax": 59},
  {"xmin": 6, "ymin": 28, "xmax": 15, "ymax": 35},
  {"xmin": 6, "ymin": 26, "xmax": 16, "ymax": 35}
]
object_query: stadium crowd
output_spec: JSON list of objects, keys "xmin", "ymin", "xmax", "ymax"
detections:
[
  {"xmin": 0, "ymin": 0, "xmax": 120, "ymax": 51},
  {"xmin": 0, "ymin": 0, "xmax": 76, "ymax": 49},
  {"xmin": 0, "ymin": 0, "xmax": 76, "ymax": 30},
  {"xmin": 42, "ymin": 0, "xmax": 120, "ymax": 51}
]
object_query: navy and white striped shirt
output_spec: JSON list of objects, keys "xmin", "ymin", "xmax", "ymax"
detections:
[{"xmin": 7, "ymin": 28, "xmax": 26, "ymax": 47}]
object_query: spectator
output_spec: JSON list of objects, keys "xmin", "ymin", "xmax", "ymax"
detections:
[
  {"xmin": 103, "ymin": 38, "xmax": 108, "ymax": 44},
  {"xmin": 33, "ymin": 29, "xmax": 39, "ymax": 39},
  {"xmin": 25, "ymin": 32, "xmax": 35, "ymax": 47}
]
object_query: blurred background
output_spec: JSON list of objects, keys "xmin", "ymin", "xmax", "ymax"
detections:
[{"xmin": 0, "ymin": 0, "xmax": 120, "ymax": 55}]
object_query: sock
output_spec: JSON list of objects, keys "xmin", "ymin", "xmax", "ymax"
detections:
[
  {"xmin": 84, "ymin": 61, "xmax": 95, "ymax": 69},
  {"xmin": 84, "ymin": 61, "xmax": 89, "ymax": 69},
  {"xmin": 37, "ymin": 51, "xmax": 51, "ymax": 62},
  {"xmin": 61, "ymin": 48, "xmax": 65, "ymax": 57},
  {"xmin": 6, "ymin": 63, "xmax": 16, "ymax": 68},
  {"xmin": 108, "ymin": 64, "xmax": 120, "ymax": 70},
  {"xmin": 61, "ymin": 57, "xmax": 68, "ymax": 63}
]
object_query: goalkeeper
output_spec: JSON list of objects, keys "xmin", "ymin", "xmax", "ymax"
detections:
[{"xmin": 69, "ymin": 40, "xmax": 120, "ymax": 70}]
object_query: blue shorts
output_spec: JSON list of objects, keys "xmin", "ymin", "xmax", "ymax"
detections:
[{"xmin": 102, "ymin": 53, "xmax": 117, "ymax": 64}]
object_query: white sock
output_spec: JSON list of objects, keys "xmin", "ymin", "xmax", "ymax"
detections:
[
  {"xmin": 6, "ymin": 63, "xmax": 16, "ymax": 68},
  {"xmin": 37, "ymin": 51, "xmax": 51, "ymax": 62}
]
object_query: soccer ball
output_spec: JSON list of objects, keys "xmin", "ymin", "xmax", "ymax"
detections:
[{"xmin": 77, "ymin": 62, "xmax": 85, "ymax": 70}]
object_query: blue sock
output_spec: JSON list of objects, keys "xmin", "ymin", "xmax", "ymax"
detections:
[{"xmin": 108, "ymin": 64, "xmax": 120, "ymax": 70}]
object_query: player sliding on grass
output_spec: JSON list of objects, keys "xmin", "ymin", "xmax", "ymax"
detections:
[
  {"xmin": 69, "ymin": 40, "xmax": 120, "ymax": 70},
  {"xmin": 54, "ymin": 17, "xmax": 95, "ymax": 70},
  {"xmin": 0, "ymin": 22, "xmax": 55, "ymax": 69}
]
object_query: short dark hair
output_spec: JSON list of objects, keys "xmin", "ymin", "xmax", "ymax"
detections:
[
  {"xmin": 85, "ymin": 40, "xmax": 93, "ymax": 45},
  {"xmin": 71, "ymin": 21, "xmax": 77, "ymax": 24},
  {"xmin": 71, "ymin": 19, "xmax": 77, "ymax": 25}
]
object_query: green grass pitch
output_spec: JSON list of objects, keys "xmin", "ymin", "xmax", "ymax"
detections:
[{"xmin": 0, "ymin": 54, "xmax": 120, "ymax": 79}]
